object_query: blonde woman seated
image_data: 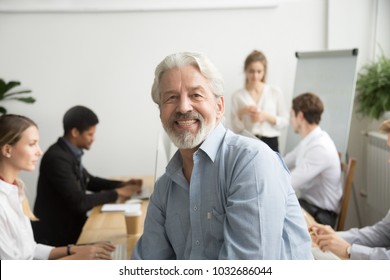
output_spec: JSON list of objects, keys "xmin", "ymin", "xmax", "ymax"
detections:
[{"xmin": 0, "ymin": 114, "xmax": 114, "ymax": 259}]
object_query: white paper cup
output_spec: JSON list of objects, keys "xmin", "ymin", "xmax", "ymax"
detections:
[{"xmin": 124, "ymin": 209, "xmax": 142, "ymax": 235}]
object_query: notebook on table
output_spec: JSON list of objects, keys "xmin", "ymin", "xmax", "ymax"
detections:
[{"xmin": 101, "ymin": 203, "xmax": 141, "ymax": 213}]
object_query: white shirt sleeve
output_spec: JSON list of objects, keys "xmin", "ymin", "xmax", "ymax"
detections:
[
  {"xmin": 34, "ymin": 243, "xmax": 54, "ymax": 260},
  {"xmin": 272, "ymin": 86, "xmax": 289, "ymax": 130},
  {"xmin": 289, "ymin": 145, "xmax": 330, "ymax": 193}
]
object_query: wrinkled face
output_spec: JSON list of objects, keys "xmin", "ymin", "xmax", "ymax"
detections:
[
  {"xmin": 74, "ymin": 126, "xmax": 96, "ymax": 150},
  {"xmin": 7, "ymin": 126, "xmax": 42, "ymax": 172},
  {"xmin": 159, "ymin": 65, "xmax": 224, "ymax": 149},
  {"xmin": 245, "ymin": 61, "xmax": 265, "ymax": 84}
]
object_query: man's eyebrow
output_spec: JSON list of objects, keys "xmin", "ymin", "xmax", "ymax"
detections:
[
  {"xmin": 161, "ymin": 90, "xmax": 179, "ymax": 95},
  {"xmin": 190, "ymin": 86, "xmax": 206, "ymax": 92},
  {"xmin": 162, "ymin": 86, "xmax": 206, "ymax": 95}
]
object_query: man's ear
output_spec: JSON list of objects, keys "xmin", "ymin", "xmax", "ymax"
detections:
[
  {"xmin": 297, "ymin": 111, "xmax": 305, "ymax": 121},
  {"xmin": 216, "ymin": 96, "xmax": 225, "ymax": 120},
  {"xmin": 70, "ymin": 128, "xmax": 80, "ymax": 139}
]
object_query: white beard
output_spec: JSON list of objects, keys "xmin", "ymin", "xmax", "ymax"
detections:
[{"xmin": 163, "ymin": 112, "xmax": 215, "ymax": 149}]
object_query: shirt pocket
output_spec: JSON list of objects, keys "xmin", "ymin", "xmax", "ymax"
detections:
[{"xmin": 208, "ymin": 208, "xmax": 225, "ymax": 242}]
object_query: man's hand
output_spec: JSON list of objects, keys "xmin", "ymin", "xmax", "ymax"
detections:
[
  {"xmin": 116, "ymin": 179, "xmax": 143, "ymax": 198},
  {"xmin": 310, "ymin": 224, "xmax": 351, "ymax": 259}
]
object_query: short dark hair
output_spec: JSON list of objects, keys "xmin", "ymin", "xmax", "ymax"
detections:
[
  {"xmin": 292, "ymin": 92, "xmax": 324, "ymax": 125},
  {"xmin": 63, "ymin": 105, "xmax": 99, "ymax": 135}
]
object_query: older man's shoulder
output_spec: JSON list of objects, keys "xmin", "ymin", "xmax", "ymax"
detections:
[{"xmin": 224, "ymin": 129, "xmax": 269, "ymax": 151}]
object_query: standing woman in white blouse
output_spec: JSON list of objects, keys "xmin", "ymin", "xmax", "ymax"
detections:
[
  {"xmin": 231, "ymin": 50, "xmax": 289, "ymax": 152},
  {"xmin": 0, "ymin": 114, "xmax": 114, "ymax": 260}
]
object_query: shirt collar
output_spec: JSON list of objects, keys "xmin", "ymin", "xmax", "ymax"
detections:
[
  {"xmin": 0, "ymin": 178, "xmax": 22, "ymax": 196},
  {"xmin": 301, "ymin": 126, "xmax": 322, "ymax": 146},
  {"xmin": 61, "ymin": 137, "xmax": 84, "ymax": 161},
  {"xmin": 198, "ymin": 122, "xmax": 226, "ymax": 162}
]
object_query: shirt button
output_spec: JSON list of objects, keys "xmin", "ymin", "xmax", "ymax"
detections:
[
  {"xmin": 195, "ymin": 240, "xmax": 200, "ymax": 246},
  {"xmin": 193, "ymin": 206, "xmax": 198, "ymax": 211}
]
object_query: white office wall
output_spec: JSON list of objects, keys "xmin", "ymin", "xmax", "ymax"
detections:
[{"xmin": 0, "ymin": 0, "xmax": 383, "ymax": 215}]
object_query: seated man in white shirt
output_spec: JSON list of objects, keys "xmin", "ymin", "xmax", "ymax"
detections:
[{"xmin": 284, "ymin": 92, "xmax": 342, "ymax": 227}]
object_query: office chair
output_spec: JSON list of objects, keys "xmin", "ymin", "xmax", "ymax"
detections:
[{"xmin": 336, "ymin": 157, "xmax": 357, "ymax": 231}]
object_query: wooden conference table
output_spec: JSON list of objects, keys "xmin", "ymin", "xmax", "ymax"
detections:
[{"xmin": 77, "ymin": 176, "xmax": 153, "ymax": 258}]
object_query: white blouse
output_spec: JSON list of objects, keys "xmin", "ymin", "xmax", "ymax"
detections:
[
  {"xmin": 230, "ymin": 84, "xmax": 289, "ymax": 138},
  {"xmin": 0, "ymin": 179, "xmax": 53, "ymax": 260}
]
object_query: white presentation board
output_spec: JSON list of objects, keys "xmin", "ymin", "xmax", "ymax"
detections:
[{"xmin": 285, "ymin": 49, "xmax": 358, "ymax": 158}]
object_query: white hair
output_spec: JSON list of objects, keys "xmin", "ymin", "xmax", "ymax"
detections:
[{"xmin": 151, "ymin": 52, "xmax": 224, "ymax": 105}]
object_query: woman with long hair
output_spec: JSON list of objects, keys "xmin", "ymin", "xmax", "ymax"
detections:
[
  {"xmin": 231, "ymin": 50, "xmax": 288, "ymax": 152},
  {"xmin": 0, "ymin": 114, "xmax": 114, "ymax": 259}
]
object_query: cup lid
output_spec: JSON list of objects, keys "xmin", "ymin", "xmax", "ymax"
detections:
[{"xmin": 124, "ymin": 209, "xmax": 142, "ymax": 216}]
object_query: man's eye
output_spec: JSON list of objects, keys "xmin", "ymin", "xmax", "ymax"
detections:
[
  {"xmin": 192, "ymin": 93, "xmax": 203, "ymax": 99},
  {"xmin": 164, "ymin": 95, "xmax": 178, "ymax": 103}
]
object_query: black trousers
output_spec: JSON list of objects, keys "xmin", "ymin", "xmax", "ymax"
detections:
[
  {"xmin": 299, "ymin": 199, "xmax": 337, "ymax": 228},
  {"xmin": 255, "ymin": 136, "xmax": 279, "ymax": 152}
]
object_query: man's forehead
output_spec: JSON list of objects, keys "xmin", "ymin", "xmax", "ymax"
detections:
[{"xmin": 160, "ymin": 65, "xmax": 209, "ymax": 91}]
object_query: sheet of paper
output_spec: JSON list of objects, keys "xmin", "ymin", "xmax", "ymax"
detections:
[{"xmin": 101, "ymin": 203, "xmax": 141, "ymax": 212}]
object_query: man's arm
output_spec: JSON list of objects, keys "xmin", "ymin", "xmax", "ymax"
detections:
[
  {"xmin": 338, "ymin": 210, "xmax": 390, "ymax": 259},
  {"xmin": 289, "ymin": 145, "xmax": 330, "ymax": 192},
  {"xmin": 131, "ymin": 178, "xmax": 175, "ymax": 260},
  {"xmin": 219, "ymin": 149, "xmax": 312, "ymax": 259},
  {"xmin": 41, "ymin": 152, "xmax": 117, "ymax": 213}
]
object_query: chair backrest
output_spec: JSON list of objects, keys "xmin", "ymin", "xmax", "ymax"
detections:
[{"xmin": 336, "ymin": 157, "xmax": 357, "ymax": 231}]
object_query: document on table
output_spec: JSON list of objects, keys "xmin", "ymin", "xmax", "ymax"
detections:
[{"xmin": 101, "ymin": 203, "xmax": 141, "ymax": 212}]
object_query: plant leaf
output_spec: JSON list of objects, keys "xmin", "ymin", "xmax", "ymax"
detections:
[
  {"xmin": 8, "ymin": 97, "xmax": 36, "ymax": 103},
  {"xmin": 3, "ymin": 90, "xmax": 33, "ymax": 98},
  {"xmin": 0, "ymin": 106, "xmax": 7, "ymax": 115},
  {"xmin": 0, "ymin": 81, "xmax": 6, "ymax": 99},
  {"xmin": 355, "ymin": 52, "xmax": 390, "ymax": 120},
  {"xmin": 5, "ymin": 81, "xmax": 21, "ymax": 93}
]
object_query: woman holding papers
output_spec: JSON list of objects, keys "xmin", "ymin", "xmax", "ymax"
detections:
[{"xmin": 0, "ymin": 114, "xmax": 114, "ymax": 259}]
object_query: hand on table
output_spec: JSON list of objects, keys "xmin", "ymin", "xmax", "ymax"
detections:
[{"xmin": 116, "ymin": 178, "xmax": 143, "ymax": 198}]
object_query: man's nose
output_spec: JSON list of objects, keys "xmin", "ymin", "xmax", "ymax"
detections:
[{"xmin": 177, "ymin": 95, "xmax": 193, "ymax": 113}]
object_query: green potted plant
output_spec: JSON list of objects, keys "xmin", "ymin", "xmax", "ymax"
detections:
[
  {"xmin": 0, "ymin": 79, "xmax": 36, "ymax": 115},
  {"xmin": 355, "ymin": 53, "xmax": 390, "ymax": 120}
]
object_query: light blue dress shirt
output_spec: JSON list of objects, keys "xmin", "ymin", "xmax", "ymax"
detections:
[{"xmin": 132, "ymin": 124, "xmax": 313, "ymax": 259}]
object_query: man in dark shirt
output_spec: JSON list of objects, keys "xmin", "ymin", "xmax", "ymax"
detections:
[{"xmin": 33, "ymin": 105, "xmax": 142, "ymax": 246}]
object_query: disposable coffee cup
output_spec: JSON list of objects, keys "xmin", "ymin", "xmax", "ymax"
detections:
[{"xmin": 124, "ymin": 209, "xmax": 142, "ymax": 235}]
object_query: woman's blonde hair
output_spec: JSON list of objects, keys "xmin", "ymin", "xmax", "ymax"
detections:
[{"xmin": 244, "ymin": 50, "xmax": 268, "ymax": 84}]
